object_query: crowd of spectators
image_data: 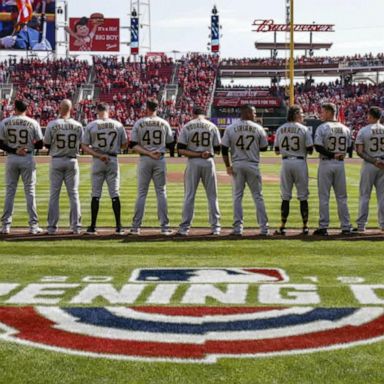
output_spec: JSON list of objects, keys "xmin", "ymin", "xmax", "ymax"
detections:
[
  {"xmin": 161, "ymin": 53, "xmax": 220, "ymax": 128},
  {"xmin": 79, "ymin": 56, "xmax": 174, "ymax": 125},
  {"xmin": 221, "ymin": 53, "xmax": 384, "ymax": 68},
  {"xmin": 295, "ymin": 81, "xmax": 384, "ymax": 132},
  {"xmin": 0, "ymin": 54, "xmax": 384, "ymax": 133},
  {"xmin": 3, "ymin": 58, "xmax": 89, "ymax": 126}
]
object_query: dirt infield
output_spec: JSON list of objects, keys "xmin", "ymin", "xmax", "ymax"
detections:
[{"xmin": 1, "ymin": 227, "xmax": 383, "ymax": 242}]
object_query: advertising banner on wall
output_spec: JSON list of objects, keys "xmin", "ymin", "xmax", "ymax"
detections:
[
  {"xmin": 66, "ymin": 14, "xmax": 120, "ymax": 52},
  {"xmin": 214, "ymin": 97, "xmax": 281, "ymax": 108},
  {"xmin": 0, "ymin": 0, "xmax": 56, "ymax": 51}
]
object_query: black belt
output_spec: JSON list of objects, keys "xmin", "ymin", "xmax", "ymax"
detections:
[
  {"xmin": 282, "ymin": 156, "xmax": 304, "ymax": 160},
  {"xmin": 321, "ymin": 158, "xmax": 344, "ymax": 162},
  {"xmin": 53, "ymin": 156, "xmax": 77, "ymax": 159},
  {"xmin": 94, "ymin": 153, "xmax": 117, "ymax": 157}
]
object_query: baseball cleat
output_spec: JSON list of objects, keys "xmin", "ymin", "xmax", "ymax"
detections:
[
  {"xmin": 46, "ymin": 230, "xmax": 57, "ymax": 235},
  {"xmin": 160, "ymin": 229, "xmax": 174, "ymax": 236},
  {"xmin": 313, "ymin": 228, "xmax": 328, "ymax": 236},
  {"xmin": 274, "ymin": 228, "xmax": 286, "ymax": 235},
  {"xmin": 175, "ymin": 230, "xmax": 189, "ymax": 236},
  {"xmin": 260, "ymin": 231, "xmax": 271, "ymax": 237},
  {"xmin": 352, "ymin": 227, "xmax": 365, "ymax": 233},
  {"xmin": 210, "ymin": 229, "xmax": 221, "ymax": 236},
  {"xmin": 71, "ymin": 229, "xmax": 82, "ymax": 235},
  {"xmin": 115, "ymin": 227, "xmax": 125, "ymax": 235},
  {"xmin": 128, "ymin": 228, "xmax": 140, "ymax": 235},
  {"xmin": 0, "ymin": 227, "xmax": 10, "ymax": 235},
  {"xmin": 302, "ymin": 227, "xmax": 309, "ymax": 235},
  {"xmin": 29, "ymin": 226, "xmax": 43, "ymax": 235},
  {"xmin": 85, "ymin": 227, "xmax": 97, "ymax": 235},
  {"xmin": 229, "ymin": 230, "xmax": 243, "ymax": 236},
  {"xmin": 340, "ymin": 228, "xmax": 353, "ymax": 235}
]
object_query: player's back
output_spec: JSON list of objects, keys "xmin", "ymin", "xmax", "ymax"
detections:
[
  {"xmin": 315, "ymin": 121, "xmax": 351, "ymax": 155},
  {"xmin": 0, "ymin": 115, "xmax": 41, "ymax": 152},
  {"xmin": 84, "ymin": 118, "xmax": 125, "ymax": 154},
  {"xmin": 45, "ymin": 118, "xmax": 83, "ymax": 158},
  {"xmin": 223, "ymin": 120, "xmax": 267, "ymax": 163},
  {"xmin": 132, "ymin": 116, "xmax": 172, "ymax": 153},
  {"xmin": 356, "ymin": 123, "xmax": 384, "ymax": 158},
  {"xmin": 179, "ymin": 117, "xmax": 220, "ymax": 153},
  {"xmin": 275, "ymin": 122, "xmax": 313, "ymax": 158}
]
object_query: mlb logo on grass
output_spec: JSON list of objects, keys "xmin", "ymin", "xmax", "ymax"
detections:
[{"xmin": 129, "ymin": 268, "xmax": 288, "ymax": 283}]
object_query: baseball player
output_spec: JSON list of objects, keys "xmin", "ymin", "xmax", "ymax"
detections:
[
  {"xmin": 129, "ymin": 100, "xmax": 174, "ymax": 235},
  {"xmin": 81, "ymin": 103, "xmax": 128, "ymax": 235},
  {"xmin": 274, "ymin": 105, "xmax": 314, "ymax": 235},
  {"xmin": 354, "ymin": 106, "xmax": 384, "ymax": 232},
  {"xmin": 313, "ymin": 103, "xmax": 352, "ymax": 235},
  {"xmin": 44, "ymin": 100, "xmax": 83, "ymax": 235},
  {"xmin": 0, "ymin": 99, "xmax": 43, "ymax": 234},
  {"xmin": 221, "ymin": 104, "xmax": 269, "ymax": 236},
  {"xmin": 177, "ymin": 106, "xmax": 221, "ymax": 235}
]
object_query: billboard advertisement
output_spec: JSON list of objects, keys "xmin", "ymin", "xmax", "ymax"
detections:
[
  {"xmin": 214, "ymin": 97, "xmax": 281, "ymax": 108},
  {"xmin": 0, "ymin": 0, "xmax": 56, "ymax": 51},
  {"xmin": 66, "ymin": 14, "xmax": 119, "ymax": 52}
]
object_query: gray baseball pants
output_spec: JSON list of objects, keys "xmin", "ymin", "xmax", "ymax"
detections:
[
  {"xmin": 1, "ymin": 154, "xmax": 38, "ymax": 228},
  {"xmin": 47, "ymin": 157, "xmax": 81, "ymax": 233},
  {"xmin": 179, "ymin": 158, "xmax": 220, "ymax": 232},
  {"xmin": 232, "ymin": 161, "xmax": 268, "ymax": 234},
  {"xmin": 318, "ymin": 159, "xmax": 351, "ymax": 230},
  {"xmin": 356, "ymin": 161, "xmax": 384, "ymax": 229},
  {"xmin": 131, "ymin": 156, "xmax": 169, "ymax": 230}
]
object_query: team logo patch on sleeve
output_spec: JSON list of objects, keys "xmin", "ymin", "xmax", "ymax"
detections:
[
  {"xmin": 128, "ymin": 268, "xmax": 288, "ymax": 283},
  {"xmin": 1, "ymin": 306, "xmax": 384, "ymax": 363}
]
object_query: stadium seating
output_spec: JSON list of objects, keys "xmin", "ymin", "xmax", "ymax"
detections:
[
  {"xmin": 0, "ymin": 53, "xmax": 383, "ymax": 133},
  {"xmin": 3, "ymin": 58, "xmax": 90, "ymax": 126}
]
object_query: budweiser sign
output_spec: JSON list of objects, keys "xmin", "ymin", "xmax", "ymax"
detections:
[{"xmin": 252, "ymin": 19, "xmax": 334, "ymax": 33}]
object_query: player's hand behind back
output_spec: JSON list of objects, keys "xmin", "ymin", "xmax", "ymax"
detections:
[
  {"xmin": 150, "ymin": 151, "xmax": 162, "ymax": 160},
  {"xmin": 201, "ymin": 151, "xmax": 211, "ymax": 159},
  {"xmin": 334, "ymin": 153, "xmax": 345, "ymax": 161},
  {"xmin": 99, "ymin": 154, "xmax": 110, "ymax": 163},
  {"xmin": 16, "ymin": 147, "xmax": 27, "ymax": 156}
]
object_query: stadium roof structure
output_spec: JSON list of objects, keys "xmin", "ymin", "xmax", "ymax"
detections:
[{"xmin": 255, "ymin": 42, "xmax": 332, "ymax": 51}]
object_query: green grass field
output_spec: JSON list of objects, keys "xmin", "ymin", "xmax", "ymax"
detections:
[
  {"xmin": 0, "ymin": 154, "xmax": 383, "ymax": 384},
  {"xmin": 0, "ymin": 154, "xmax": 378, "ymax": 229}
]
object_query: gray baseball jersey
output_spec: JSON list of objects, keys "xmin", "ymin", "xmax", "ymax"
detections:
[
  {"xmin": 82, "ymin": 118, "xmax": 128, "ymax": 199},
  {"xmin": 315, "ymin": 121, "xmax": 352, "ymax": 230},
  {"xmin": 44, "ymin": 118, "xmax": 83, "ymax": 233},
  {"xmin": 178, "ymin": 118, "xmax": 221, "ymax": 233},
  {"xmin": 82, "ymin": 118, "xmax": 127, "ymax": 155},
  {"xmin": 314, "ymin": 121, "xmax": 351, "ymax": 156},
  {"xmin": 131, "ymin": 116, "xmax": 173, "ymax": 153},
  {"xmin": 0, "ymin": 115, "xmax": 43, "ymax": 230},
  {"xmin": 178, "ymin": 117, "xmax": 221, "ymax": 153},
  {"xmin": 0, "ymin": 115, "xmax": 42, "ymax": 152},
  {"xmin": 275, "ymin": 122, "xmax": 313, "ymax": 201},
  {"xmin": 222, "ymin": 119, "xmax": 269, "ymax": 234},
  {"xmin": 44, "ymin": 118, "xmax": 83, "ymax": 158},
  {"xmin": 355, "ymin": 123, "xmax": 384, "ymax": 229},
  {"xmin": 131, "ymin": 116, "xmax": 173, "ymax": 231},
  {"xmin": 222, "ymin": 120, "xmax": 268, "ymax": 163}
]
